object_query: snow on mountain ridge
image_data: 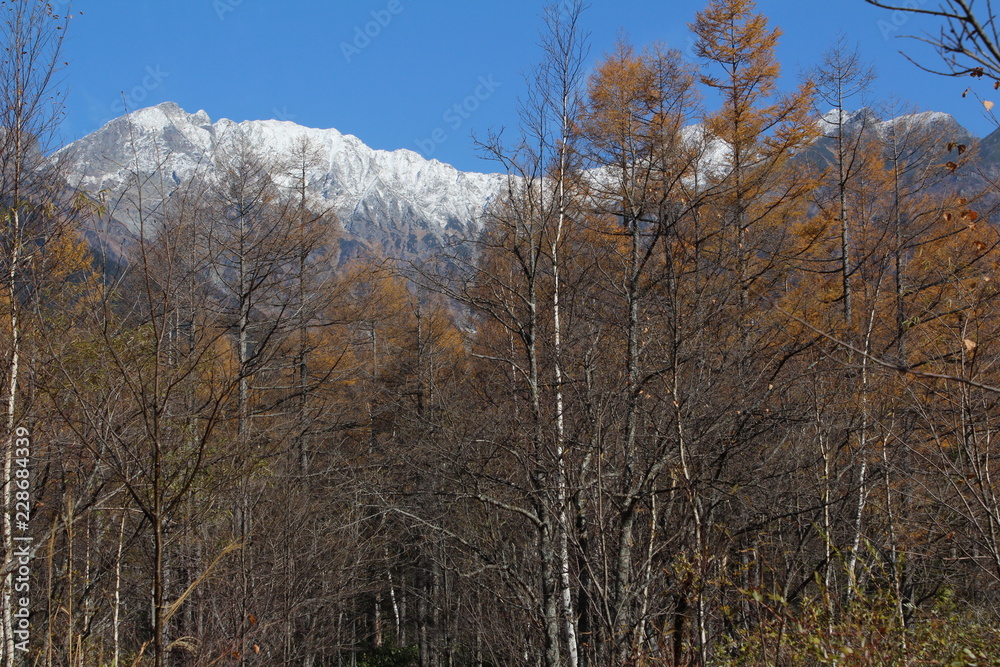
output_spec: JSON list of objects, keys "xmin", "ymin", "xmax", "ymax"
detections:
[
  {"xmin": 817, "ymin": 107, "xmax": 967, "ymax": 140},
  {"xmin": 56, "ymin": 102, "xmax": 505, "ymax": 257},
  {"xmin": 57, "ymin": 102, "xmax": 975, "ymax": 261},
  {"xmin": 817, "ymin": 108, "xmax": 878, "ymax": 136}
]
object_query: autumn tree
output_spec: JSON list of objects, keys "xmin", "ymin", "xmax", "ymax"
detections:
[
  {"xmin": 692, "ymin": 0, "xmax": 816, "ymax": 313},
  {"xmin": 573, "ymin": 40, "xmax": 706, "ymax": 665},
  {"xmin": 680, "ymin": 1, "xmax": 821, "ymax": 659}
]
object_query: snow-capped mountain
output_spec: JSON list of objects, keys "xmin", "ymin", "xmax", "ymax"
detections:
[
  {"xmin": 56, "ymin": 102, "xmax": 505, "ymax": 259},
  {"xmin": 54, "ymin": 102, "xmax": 985, "ymax": 269},
  {"xmin": 811, "ymin": 107, "xmax": 975, "ymax": 165}
]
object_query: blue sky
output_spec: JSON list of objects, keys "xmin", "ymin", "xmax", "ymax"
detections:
[{"xmin": 56, "ymin": 0, "xmax": 998, "ymax": 173}]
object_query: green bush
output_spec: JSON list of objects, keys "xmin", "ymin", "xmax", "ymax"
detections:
[{"xmin": 717, "ymin": 586, "xmax": 1000, "ymax": 667}]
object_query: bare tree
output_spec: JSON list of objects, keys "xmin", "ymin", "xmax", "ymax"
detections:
[
  {"xmin": 865, "ymin": 0, "xmax": 1000, "ymax": 80},
  {"xmin": 811, "ymin": 36, "xmax": 878, "ymax": 326}
]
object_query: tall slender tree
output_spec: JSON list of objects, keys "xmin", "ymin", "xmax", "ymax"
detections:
[
  {"xmin": 0, "ymin": 3, "xmax": 71, "ymax": 663},
  {"xmin": 692, "ymin": 0, "xmax": 816, "ymax": 313},
  {"xmin": 812, "ymin": 37, "xmax": 878, "ymax": 326}
]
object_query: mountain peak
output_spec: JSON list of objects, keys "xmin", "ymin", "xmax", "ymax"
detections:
[
  {"xmin": 817, "ymin": 107, "xmax": 880, "ymax": 136},
  {"xmin": 123, "ymin": 100, "xmax": 188, "ymax": 128}
]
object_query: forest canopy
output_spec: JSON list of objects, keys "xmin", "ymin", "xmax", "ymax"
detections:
[{"xmin": 4, "ymin": 1, "xmax": 1000, "ymax": 666}]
